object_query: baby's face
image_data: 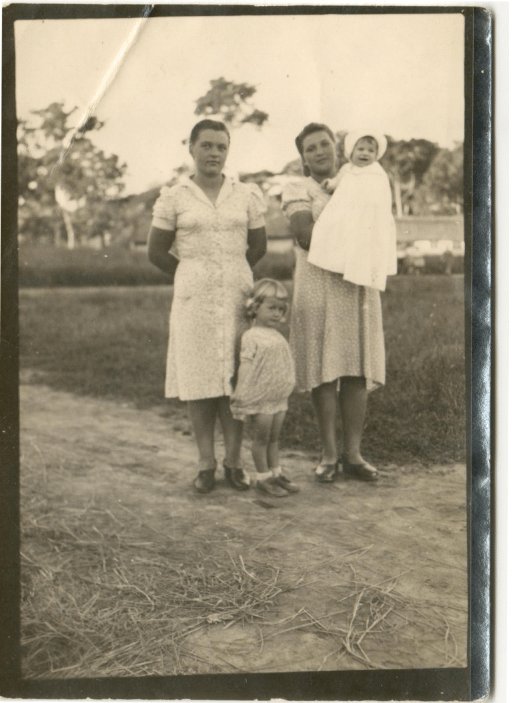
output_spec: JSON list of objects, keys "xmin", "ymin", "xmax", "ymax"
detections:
[{"xmin": 351, "ymin": 137, "xmax": 378, "ymax": 168}]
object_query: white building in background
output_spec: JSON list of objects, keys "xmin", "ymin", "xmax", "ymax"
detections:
[{"xmin": 398, "ymin": 238, "xmax": 465, "ymax": 258}]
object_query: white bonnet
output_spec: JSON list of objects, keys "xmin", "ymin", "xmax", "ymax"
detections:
[{"xmin": 344, "ymin": 130, "xmax": 387, "ymax": 161}]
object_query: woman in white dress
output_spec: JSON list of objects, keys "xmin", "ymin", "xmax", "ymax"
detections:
[
  {"xmin": 148, "ymin": 120, "xmax": 267, "ymax": 494},
  {"xmin": 282, "ymin": 123, "xmax": 386, "ymax": 483}
]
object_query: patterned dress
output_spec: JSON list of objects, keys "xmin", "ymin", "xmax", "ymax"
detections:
[
  {"xmin": 281, "ymin": 178, "xmax": 385, "ymax": 392},
  {"xmin": 230, "ymin": 326, "xmax": 296, "ymax": 421},
  {"xmin": 152, "ymin": 176, "xmax": 266, "ymax": 401}
]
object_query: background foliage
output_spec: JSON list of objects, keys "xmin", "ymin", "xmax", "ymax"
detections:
[{"xmin": 17, "ymin": 79, "xmax": 464, "ymax": 250}]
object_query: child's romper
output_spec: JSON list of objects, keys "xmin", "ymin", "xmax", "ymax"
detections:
[{"xmin": 230, "ymin": 326, "xmax": 295, "ymax": 421}]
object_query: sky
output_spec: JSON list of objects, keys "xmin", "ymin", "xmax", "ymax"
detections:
[{"xmin": 15, "ymin": 12, "xmax": 465, "ymax": 194}]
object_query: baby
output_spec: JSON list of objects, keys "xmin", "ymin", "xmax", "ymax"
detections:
[{"xmin": 307, "ymin": 130, "xmax": 397, "ymax": 291}]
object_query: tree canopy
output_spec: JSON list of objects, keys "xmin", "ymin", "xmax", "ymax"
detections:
[
  {"xmin": 18, "ymin": 102, "xmax": 126, "ymax": 246},
  {"xmin": 419, "ymin": 143, "xmax": 463, "ymax": 214},
  {"xmin": 194, "ymin": 77, "xmax": 269, "ymax": 128}
]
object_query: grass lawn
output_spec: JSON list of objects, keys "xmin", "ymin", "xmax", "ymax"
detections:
[
  {"xmin": 18, "ymin": 243, "xmax": 296, "ymax": 286},
  {"xmin": 19, "ymin": 275, "xmax": 465, "ymax": 466}
]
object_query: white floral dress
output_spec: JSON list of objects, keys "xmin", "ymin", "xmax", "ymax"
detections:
[
  {"xmin": 152, "ymin": 176, "xmax": 266, "ymax": 401},
  {"xmin": 230, "ymin": 326, "xmax": 296, "ymax": 421},
  {"xmin": 282, "ymin": 178, "xmax": 385, "ymax": 392}
]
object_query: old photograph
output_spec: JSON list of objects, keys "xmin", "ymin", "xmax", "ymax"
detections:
[{"xmin": 7, "ymin": 5, "xmax": 475, "ymax": 696}]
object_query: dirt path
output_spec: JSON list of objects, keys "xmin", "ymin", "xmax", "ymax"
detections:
[{"xmin": 20, "ymin": 380, "xmax": 467, "ymax": 675}]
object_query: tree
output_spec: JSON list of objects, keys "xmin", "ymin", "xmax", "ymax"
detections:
[
  {"xmin": 18, "ymin": 102, "xmax": 126, "ymax": 247},
  {"xmin": 380, "ymin": 138, "xmax": 439, "ymax": 216},
  {"xmin": 420, "ymin": 143, "xmax": 463, "ymax": 214},
  {"xmin": 334, "ymin": 130, "xmax": 349, "ymax": 168},
  {"xmin": 194, "ymin": 77, "xmax": 269, "ymax": 129}
]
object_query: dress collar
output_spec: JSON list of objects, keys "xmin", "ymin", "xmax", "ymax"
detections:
[
  {"xmin": 179, "ymin": 174, "xmax": 234, "ymax": 208},
  {"xmin": 344, "ymin": 162, "xmax": 384, "ymax": 176}
]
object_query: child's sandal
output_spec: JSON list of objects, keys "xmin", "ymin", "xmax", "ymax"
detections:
[
  {"xmin": 274, "ymin": 472, "xmax": 300, "ymax": 493},
  {"xmin": 256, "ymin": 477, "xmax": 289, "ymax": 498}
]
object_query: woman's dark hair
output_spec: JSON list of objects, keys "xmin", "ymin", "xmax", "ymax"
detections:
[
  {"xmin": 189, "ymin": 119, "xmax": 230, "ymax": 147},
  {"xmin": 294, "ymin": 123, "xmax": 336, "ymax": 176}
]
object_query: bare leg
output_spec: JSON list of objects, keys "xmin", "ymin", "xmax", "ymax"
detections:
[
  {"xmin": 217, "ymin": 396, "xmax": 244, "ymax": 468},
  {"xmin": 187, "ymin": 398, "xmax": 218, "ymax": 470},
  {"xmin": 311, "ymin": 381, "xmax": 338, "ymax": 464},
  {"xmin": 251, "ymin": 414, "xmax": 273, "ymax": 474},
  {"xmin": 267, "ymin": 411, "xmax": 286, "ymax": 470},
  {"xmin": 252, "ymin": 413, "xmax": 289, "ymax": 497},
  {"xmin": 339, "ymin": 376, "xmax": 367, "ymax": 464}
]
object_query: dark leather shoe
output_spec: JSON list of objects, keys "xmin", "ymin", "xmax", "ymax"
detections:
[
  {"xmin": 193, "ymin": 468, "xmax": 216, "ymax": 493},
  {"xmin": 223, "ymin": 463, "xmax": 251, "ymax": 491},
  {"xmin": 341, "ymin": 457, "xmax": 378, "ymax": 482},
  {"xmin": 314, "ymin": 463, "xmax": 338, "ymax": 483}
]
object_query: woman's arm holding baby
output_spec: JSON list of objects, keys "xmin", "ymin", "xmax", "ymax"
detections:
[
  {"xmin": 288, "ymin": 211, "xmax": 314, "ymax": 251},
  {"xmin": 322, "ymin": 167, "xmax": 345, "ymax": 194}
]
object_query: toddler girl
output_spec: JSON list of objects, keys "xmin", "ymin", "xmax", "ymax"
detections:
[
  {"xmin": 307, "ymin": 129, "xmax": 397, "ymax": 291},
  {"xmin": 230, "ymin": 279, "xmax": 298, "ymax": 497}
]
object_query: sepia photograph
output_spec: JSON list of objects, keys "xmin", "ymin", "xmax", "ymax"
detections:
[{"xmin": 1, "ymin": 4, "xmax": 490, "ymax": 700}]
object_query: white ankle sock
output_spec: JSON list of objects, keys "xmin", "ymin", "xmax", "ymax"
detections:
[{"xmin": 256, "ymin": 470, "xmax": 273, "ymax": 481}]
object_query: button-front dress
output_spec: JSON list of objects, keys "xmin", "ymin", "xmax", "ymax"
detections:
[
  {"xmin": 282, "ymin": 178, "xmax": 386, "ymax": 393},
  {"xmin": 152, "ymin": 176, "xmax": 266, "ymax": 401}
]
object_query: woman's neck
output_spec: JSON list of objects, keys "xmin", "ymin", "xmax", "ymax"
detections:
[
  {"xmin": 192, "ymin": 172, "xmax": 224, "ymax": 191},
  {"xmin": 310, "ymin": 169, "xmax": 336, "ymax": 184}
]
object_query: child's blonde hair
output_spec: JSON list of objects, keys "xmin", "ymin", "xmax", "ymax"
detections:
[{"xmin": 244, "ymin": 278, "xmax": 289, "ymax": 320}]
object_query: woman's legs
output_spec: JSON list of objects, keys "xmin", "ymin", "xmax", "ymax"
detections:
[
  {"xmin": 311, "ymin": 381, "xmax": 338, "ymax": 464},
  {"xmin": 188, "ymin": 396, "xmax": 244, "ymax": 467},
  {"xmin": 339, "ymin": 376, "xmax": 367, "ymax": 464},
  {"xmin": 267, "ymin": 411, "xmax": 286, "ymax": 470},
  {"xmin": 187, "ymin": 398, "xmax": 218, "ymax": 469},
  {"xmin": 217, "ymin": 396, "xmax": 244, "ymax": 468}
]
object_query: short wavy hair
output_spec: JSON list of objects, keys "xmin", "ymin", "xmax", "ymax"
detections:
[
  {"xmin": 244, "ymin": 278, "xmax": 289, "ymax": 320},
  {"xmin": 294, "ymin": 123, "xmax": 336, "ymax": 177},
  {"xmin": 189, "ymin": 119, "xmax": 230, "ymax": 147}
]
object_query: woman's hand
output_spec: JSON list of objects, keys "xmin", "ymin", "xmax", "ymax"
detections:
[
  {"xmin": 322, "ymin": 178, "xmax": 336, "ymax": 194},
  {"xmin": 231, "ymin": 359, "xmax": 251, "ymax": 402},
  {"xmin": 246, "ymin": 227, "xmax": 267, "ymax": 268},
  {"xmin": 148, "ymin": 226, "xmax": 179, "ymax": 280},
  {"xmin": 289, "ymin": 211, "xmax": 314, "ymax": 251}
]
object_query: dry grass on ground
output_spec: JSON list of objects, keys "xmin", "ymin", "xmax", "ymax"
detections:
[{"xmin": 21, "ymin": 434, "xmax": 465, "ymax": 678}]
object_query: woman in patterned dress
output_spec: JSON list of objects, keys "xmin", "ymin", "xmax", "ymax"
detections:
[
  {"xmin": 282, "ymin": 123, "xmax": 385, "ymax": 483},
  {"xmin": 148, "ymin": 119, "xmax": 267, "ymax": 494}
]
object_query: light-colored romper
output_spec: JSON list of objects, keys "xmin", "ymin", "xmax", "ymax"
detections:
[{"xmin": 230, "ymin": 326, "xmax": 296, "ymax": 421}]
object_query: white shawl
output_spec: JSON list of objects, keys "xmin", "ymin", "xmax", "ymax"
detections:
[{"xmin": 307, "ymin": 162, "xmax": 397, "ymax": 291}]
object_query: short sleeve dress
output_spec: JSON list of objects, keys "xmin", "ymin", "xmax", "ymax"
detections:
[
  {"xmin": 152, "ymin": 176, "xmax": 266, "ymax": 401},
  {"xmin": 281, "ymin": 178, "xmax": 385, "ymax": 392},
  {"xmin": 230, "ymin": 326, "xmax": 296, "ymax": 421}
]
